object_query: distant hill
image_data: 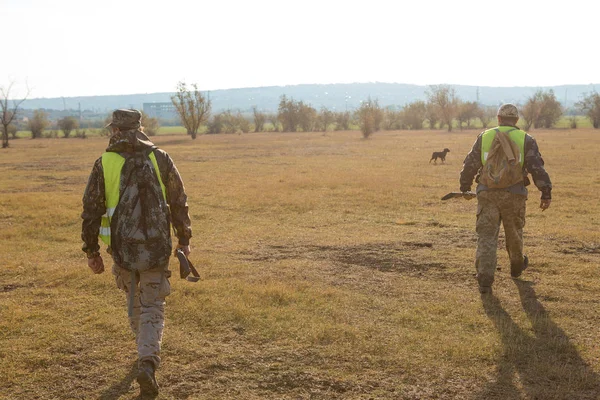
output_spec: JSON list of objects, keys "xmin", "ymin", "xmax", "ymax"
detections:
[{"xmin": 19, "ymin": 82, "xmax": 599, "ymax": 113}]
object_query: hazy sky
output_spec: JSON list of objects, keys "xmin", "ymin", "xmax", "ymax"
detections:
[{"xmin": 1, "ymin": 0, "xmax": 598, "ymax": 98}]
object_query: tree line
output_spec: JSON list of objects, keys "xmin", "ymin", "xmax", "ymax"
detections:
[
  {"xmin": 2, "ymin": 81, "xmax": 600, "ymax": 147},
  {"xmin": 171, "ymin": 82, "xmax": 600, "ymax": 139}
]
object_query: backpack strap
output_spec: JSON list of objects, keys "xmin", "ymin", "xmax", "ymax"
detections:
[{"xmin": 494, "ymin": 128, "xmax": 519, "ymax": 164}]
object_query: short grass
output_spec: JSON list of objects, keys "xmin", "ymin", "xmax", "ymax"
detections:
[{"xmin": 0, "ymin": 128, "xmax": 599, "ymax": 399}]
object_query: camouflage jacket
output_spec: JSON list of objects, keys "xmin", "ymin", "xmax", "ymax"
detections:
[
  {"xmin": 459, "ymin": 125, "xmax": 552, "ymax": 199},
  {"xmin": 81, "ymin": 129, "xmax": 192, "ymax": 256}
]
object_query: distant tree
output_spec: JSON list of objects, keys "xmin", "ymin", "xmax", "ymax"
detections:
[
  {"xmin": 206, "ymin": 112, "xmax": 225, "ymax": 134},
  {"xmin": 478, "ymin": 105, "xmax": 497, "ymax": 129},
  {"xmin": 298, "ymin": 102, "xmax": 317, "ymax": 132},
  {"xmin": 141, "ymin": 111, "xmax": 160, "ymax": 136},
  {"xmin": 8, "ymin": 124, "xmax": 18, "ymax": 139},
  {"xmin": 236, "ymin": 111, "xmax": 251, "ymax": 133},
  {"xmin": 426, "ymin": 85, "xmax": 459, "ymax": 132},
  {"xmin": 334, "ymin": 111, "xmax": 351, "ymax": 131},
  {"xmin": 456, "ymin": 101, "xmax": 479, "ymax": 130},
  {"xmin": 535, "ymin": 90, "xmax": 562, "ymax": 128},
  {"xmin": 101, "ymin": 114, "xmax": 112, "ymax": 136},
  {"xmin": 1, "ymin": 81, "xmax": 29, "ymax": 148},
  {"xmin": 521, "ymin": 95, "xmax": 541, "ymax": 131},
  {"xmin": 28, "ymin": 110, "xmax": 50, "ymax": 139},
  {"xmin": 522, "ymin": 90, "xmax": 563, "ymax": 130},
  {"xmin": 317, "ymin": 107, "xmax": 335, "ymax": 132},
  {"xmin": 171, "ymin": 82, "xmax": 211, "ymax": 139},
  {"xmin": 403, "ymin": 100, "xmax": 427, "ymax": 130},
  {"xmin": 576, "ymin": 92, "xmax": 600, "ymax": 128},
  {"xmin": 356, "ymin": 97, "xmax": 383, "ymax": 138},
  {"xmin": 267, "ymin": 114, "xmax": 280, "ymax": 132},
  {"xmin": 57, "ymin": 116, "xmax": 79, "ymax": 138},
  {"xmin": 425, "ymin": 101, "xmax": 439, "ymax": 129},
  {"xmin": 207, "ymin": 110, "xmax": 250, "ymax": 134},
  {"xmin": 277, "ymin": 95, "xmax": 299, "ymax": 132},
  {"xmin": 569, "ymin": 115, "xmax": 578, "ymax": 129},
  {"xmin": 252, "ymin": 106, "xmax": 266, "ymax": 132},
  {"xmin": 382, "ymin": 108, "xmax": 403, "ymax": 130}
]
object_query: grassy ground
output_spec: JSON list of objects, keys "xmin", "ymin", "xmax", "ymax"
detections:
[{"xmin": 0, "ymin": 128, "xmax": 599, "ymax": 399}]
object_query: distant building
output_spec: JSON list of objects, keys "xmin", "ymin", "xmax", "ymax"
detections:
[{"xmin": 143, "ymin": 102, "xmax": 178, "ymax": 120}]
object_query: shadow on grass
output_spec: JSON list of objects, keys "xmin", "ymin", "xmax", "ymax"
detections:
[
  {"xmin": 477, "ymin": 281, "xmax": 600, "ymax": 399},
  {"xmin": 98, "ymin": 360, "xmax": 138, "ymax": 400}
]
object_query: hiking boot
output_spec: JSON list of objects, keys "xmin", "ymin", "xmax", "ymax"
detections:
[
  {"xmin": 511, "ymin": 255, "xmax": 529, "ymax": 278},
  {"xmin": 479, "ymin": 285, "xmax": 492, "ymax": 294},
  {"xmin": 137, "ymin": 361, "xmax": 158, "ymax": 398}
]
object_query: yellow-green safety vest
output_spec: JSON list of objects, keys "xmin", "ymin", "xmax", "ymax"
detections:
[
  {"xmin": 481, "ymin": 126, "xmax": 526, "ymax": 166},
  {"xmin": 99, "ymin": 151, "xmax": 167, "ymax": 246}
]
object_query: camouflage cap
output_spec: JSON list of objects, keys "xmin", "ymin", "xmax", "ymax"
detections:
[
  {"xmin": 106, "ymin": 109, "xmax": 142, "ymax": 130},
  {"xmin": 497, "ymin": 103, "xmax": 519, "ymax": 118}
]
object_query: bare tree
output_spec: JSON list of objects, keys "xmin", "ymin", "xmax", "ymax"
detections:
[
  {"xmin": 57, "ymin": 116, "xmax": 79, "ymax": 138},
  {"xmin": 426, "ymin": 85, "xmax": 459, "ymax": 132},
  {"xmin": 171, "ymin": 82, "xmax": 211, "ymax": 139},
  {"xmin": 1, "ymin": 82, "xmax": 29, "ymax": 148},
  {"xmin": 252, "ymin": 106, "xmax": 266, "ymax": 132}
]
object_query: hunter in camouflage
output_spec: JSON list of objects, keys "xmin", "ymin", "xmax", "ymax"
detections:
[
  {"xmin": 81, "ymin": 109, "xmax": 192, "ymax": 398},
  {"xmin": 459, "ymin": 104, "xmax": 552, "ymax": 294}
]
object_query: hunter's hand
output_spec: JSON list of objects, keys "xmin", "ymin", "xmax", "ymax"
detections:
[
  {"xmin": 175, "ymin": 244, "xmax": 191, "ymax": 257},
  {"xmin": 87, "ymin": 255, "xmax": 105, "ymax": 274},
  {"xmin": 540, "ymin": 199, "xmax": 551, "ymax": 211}
]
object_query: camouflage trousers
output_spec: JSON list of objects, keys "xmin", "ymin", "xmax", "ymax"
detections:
[
  {"xmin": 475, "ymin": 190, "xmax": 527, "ymax": 287},
  {"xmin": 112, "ymin": 264, "xmax": 171, "ymax": 368}
]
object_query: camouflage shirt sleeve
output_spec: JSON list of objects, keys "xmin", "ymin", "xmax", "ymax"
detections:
[
  {"xmin": 154, "ymin": 149, "xmax": 192, "ymax": 245},
  {"xmin": 81, "ymin": 157, "xmax": 106, "ymax": 255},
  {"xmin": 524, "ymin": 135, "xmax": 552, "ymax": 200},
  {"xmin": 459, "ymin": 134, "xmax": 483, "ymax": 192}
]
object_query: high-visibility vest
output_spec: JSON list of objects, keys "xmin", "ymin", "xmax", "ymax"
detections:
[
  {"xmin": 481, "ymin": 126, "xmax": 526, "ymax": 166},
  {"xmin": 99, "ymin": 151, "xmax": 167, "ymax": 246}
]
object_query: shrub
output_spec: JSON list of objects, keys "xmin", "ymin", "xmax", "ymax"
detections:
[
  {"xmin": 8, "ymin": 124, "xmax": 18, "ymax": 139},
  {"xmin": 141, "ymin": 112, "xmax": 160, "ymax": 136},
  {"xmin": 28, "ymin": 110, "xmax": 50, "ymax": 139},
  {"xmin": 57, "ymin": 116, "xmax": 79, "ymax": 138}
]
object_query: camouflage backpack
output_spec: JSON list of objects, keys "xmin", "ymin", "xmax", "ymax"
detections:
[
  {"xmin": 110, "ymin": 149, "xmax": 172, "ymax": 271},
  {"xmin": 480, "ymin": 128, "xmax": 524, "ymax": 189}
]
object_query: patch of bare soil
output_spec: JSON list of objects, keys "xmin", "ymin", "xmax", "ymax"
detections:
[
  {"xmin": 559, "ymin": 242, "xmax": 600, "ymax": 255},
  {"xmin": 1, "ymin": 283, "xmax": 28, "ymax": 292},
  {"xmin": 241, "ymin": 241, "xmax": 452, "ymax": 278}
]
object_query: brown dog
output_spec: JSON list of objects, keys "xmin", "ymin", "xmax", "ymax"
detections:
[{"xmin": 430, "ymin": 148, "xmax": 450, "ymax": 164}]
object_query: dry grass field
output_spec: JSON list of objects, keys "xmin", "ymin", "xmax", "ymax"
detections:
[{"xmin": 1, "ymin": 128, "xmax": 599, "ymax": 399}]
